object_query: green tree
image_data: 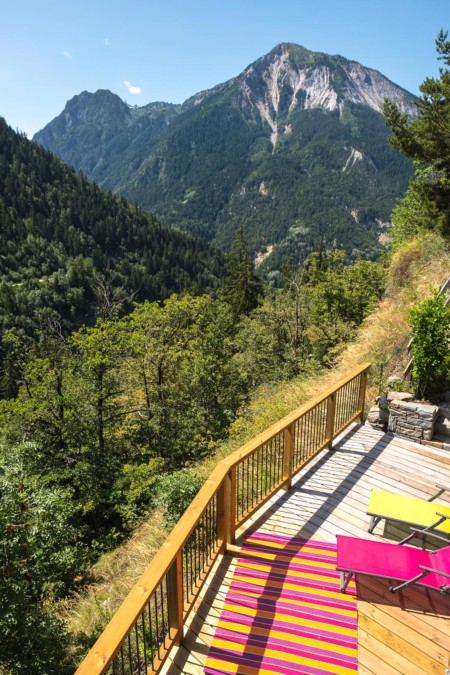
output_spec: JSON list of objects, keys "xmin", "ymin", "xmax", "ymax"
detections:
[
  {"xmin": 384, "ymin": 30, "xmax": 450, "ymax": 236},
  {"xmin": 0, "ymin": 446, "xmax": 86, "ymax": 674},
  {"xmin": 222, "ymin": 225, "xmax": 263, "ymax": 319}
]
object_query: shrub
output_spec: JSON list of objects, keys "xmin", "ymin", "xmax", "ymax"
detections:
[
  {"xmin": 409, "ymin": 291, "xmax": 450, "ymax": 398},
  {"xmin": 156, "ymin": 469, "xmax": 205, "ymax": 530}
]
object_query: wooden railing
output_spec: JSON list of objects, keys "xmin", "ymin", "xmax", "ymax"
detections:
[{"xmin": 76, "ymin": 362, "xmax": 370, "ymax": 675}]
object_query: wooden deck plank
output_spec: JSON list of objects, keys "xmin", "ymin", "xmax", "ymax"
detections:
[{"xmin": 160, "ymin": 424, "xmax": 450, "ymax": 675}]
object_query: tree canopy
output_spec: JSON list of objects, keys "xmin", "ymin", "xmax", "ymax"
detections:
[{"xmin": 384, "ymin": 30, "xmax": 450, "ymax": 237}]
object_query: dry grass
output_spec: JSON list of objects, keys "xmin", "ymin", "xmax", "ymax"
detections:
[
  {"xmin": 335, "ymin": 233, "xmax": 450, "ymax": 401},
  {"xmin": 61, "ymin": 510, "xmax": 168, "ymax": 643}
]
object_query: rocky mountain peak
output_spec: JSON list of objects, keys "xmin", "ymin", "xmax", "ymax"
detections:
[{"xmin": 237, "ymin": 43, "xmax": 416, "ymax": 147}]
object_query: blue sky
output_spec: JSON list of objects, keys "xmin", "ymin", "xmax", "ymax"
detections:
[{"xmin": 1, "ymin": 0, "xmax": 449, "ymax": 137}]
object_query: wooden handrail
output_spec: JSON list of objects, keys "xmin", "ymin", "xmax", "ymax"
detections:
[{"xmin": 75, "ymin": 362, "xmax": 370, "ymax": 674}]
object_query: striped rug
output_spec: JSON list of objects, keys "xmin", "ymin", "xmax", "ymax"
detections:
[{"xmin": 204, "ymin": 532, "xmax": 358, "ymax": 675}]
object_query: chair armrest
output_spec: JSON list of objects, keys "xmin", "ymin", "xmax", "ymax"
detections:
[
  {"xmin": 436, "ymin": 512, "xmax": 450, "ymax": 521},
  {"xmin": 429, "ymin": 485, "xmax": 449, "ymax": 501},
  {"xmin": 399, "ymin": 520, "xmax": 450, "ymax": 546},
  {"xmin": 418, "ymin": 565, "xmax": 450, "ymax": 580}
]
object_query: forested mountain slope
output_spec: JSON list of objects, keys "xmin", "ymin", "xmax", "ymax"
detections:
[
  {"xmin": 35, "ymin": 43, "xmax": 416, "ymax": 275},
  {"xmin": 0, "ymin": 118, "xmax": 224, "ymax": 343}
]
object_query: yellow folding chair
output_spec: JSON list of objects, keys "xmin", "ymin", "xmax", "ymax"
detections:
[{"xmin": 367, "ymin": 486, "xmax": 450, "ymax": 538}]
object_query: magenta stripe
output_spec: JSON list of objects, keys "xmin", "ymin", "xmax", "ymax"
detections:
[
  {"xmin": 210, "ymin": 633, "xmax": 358, "ymax": 667},
  {"xmin": 224, "ymin": 593, "xmax": 357, "ymax": 628},
  {"xmin": 216, "ymin": 622, "xmax": 358, "ymax": 650},
  {"xmin": 207, "ymin": 646, "xmax": 357, "ymax": 674},
  {"xmin": 244, "ymin": 532, "xmax": 337, "ymax": 550},
  {"xmin": 220, "ymin": 609, "xmax": 357, "ymax": 639},
  {"xmin": 229, "ymin": 580, "xmax": 356, "ymax": 607},
  {"xmin": 227, "ymin": 585, "xmax": 356, "ymax": 611}
]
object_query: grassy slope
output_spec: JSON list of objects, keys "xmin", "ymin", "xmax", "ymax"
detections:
[{"xmin": 65, "ymin": 232, "xmax": 450, "ymax": 658}]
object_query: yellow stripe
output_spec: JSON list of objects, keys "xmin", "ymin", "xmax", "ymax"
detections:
[
  {"xmin": 232, "ymin": 573, "xmax": 352, "ymax": 600},
  {"xmin": 228, "ymin": 586, "xmax": 357, "ymax": 616},
  {"xmin": 245, "ymin": 536, "xmax": 336, "ymax": 552},
  {"xmin": 244, "ymin": 539, "xmax": 337, "ymax": 559},
  {"xmin": 239, "ymin": 557, "xmax": 337, "ymax": 571},
  {"xmin": 236, "ymin": 564, "xmax": 341, "ymax": 583},
  {"xmin": 214, "ymin": 624, "xmax": 358, "ymax": 656},
  {"xmin": 220, "ymin": 604, "xmax": 358, "ymax": 637}
]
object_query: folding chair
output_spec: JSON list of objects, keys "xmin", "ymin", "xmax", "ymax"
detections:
[
  {"xmin": 367, "ymin": 486, "xmax": 450, "ymax": 537},
  {"xmin": 336, "ymin": 535, "xmax": 450, "ymax": 594}
]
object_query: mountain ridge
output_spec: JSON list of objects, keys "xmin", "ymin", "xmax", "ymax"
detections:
[{"xmin": 34, "ymin": 42, "xmax": 416, "ymax": 276}]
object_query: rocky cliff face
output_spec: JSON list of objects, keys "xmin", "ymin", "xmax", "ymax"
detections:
[{"xmin": 235, "ymin": 44, "xmax": 415, "ymax": 147}]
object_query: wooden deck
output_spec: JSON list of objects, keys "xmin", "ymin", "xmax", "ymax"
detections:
[{"xmin": 161, "ymin": 424, "xmax": 450, "ymax": 675}]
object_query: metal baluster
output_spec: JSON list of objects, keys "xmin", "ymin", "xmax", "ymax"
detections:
[
  {"xmin": 154, "ymin": 591, "xmax": 160, "ymax": 660},
  {"xmin": 134, "ymin": 622, "xmax": 141, "ymax": 674},
  {"xmin": 147, "ymin": 600, "xmax": 154, "ymax": 667}
]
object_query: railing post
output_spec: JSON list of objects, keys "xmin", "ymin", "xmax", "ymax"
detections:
[
  {"xmin": 229, "ymin": 465, "xmax": 237, "ymax": 544},
  {"xmin": 326, "ymin": 391, "xmax": 337, "ymax": 449},
  {"xmin": 217, "ymin": 467, "xmax": 235, "ymax": 550},
  {"xmin": 167, "ymin": 550, "xmax": 184, "ymax": 645},
  {"xmin": 283, "ymin": 422, "xmax": 295, "ymax": 490},
  {"xmin": 357, "ymin": 370, "xmax": 368, "ymax": 423}
]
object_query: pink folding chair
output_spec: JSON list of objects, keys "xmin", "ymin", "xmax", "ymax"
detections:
[{"xmin": 336, "ymin": 535, "xmax": 450, "ymax": 594}]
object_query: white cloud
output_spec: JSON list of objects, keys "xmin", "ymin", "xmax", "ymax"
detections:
[
  {"xmin": 63, "ymin": 50, "xmax": 72, "ymax": 59},
  {"xmin": 104, "ymin": 38, "xmax": 111, "ymax": 47},
  {"xmin": 124, "ymin": 80, "xmax": 141, "ymax": 95}
]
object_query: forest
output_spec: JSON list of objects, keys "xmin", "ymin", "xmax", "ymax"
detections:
[
  {"xmin": 1, "ymin": 29, "xmax": 450, "ymax": 675},
  {"xmin": 0, "ymin": 117, "xmax": 223, "ymax": 354}
]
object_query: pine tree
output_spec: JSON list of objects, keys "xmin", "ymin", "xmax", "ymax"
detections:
[
  {"xmin": 384, "ymin": 29, "xmax": 450, "ymax": 236},
  {"xmin": 221, "ymin": 225, "xmax": 263, "ymax": 319}
]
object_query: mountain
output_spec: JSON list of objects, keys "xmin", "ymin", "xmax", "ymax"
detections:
[
  {"xmin": 0, "ymin": 117, "xmax": 224, "ymax": 346},
  {"xmin": 34, "ymin": 43, "xmax": 416, "ymax": 277}
]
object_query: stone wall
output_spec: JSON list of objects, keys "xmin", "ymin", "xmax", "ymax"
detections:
[{"xmin": 387, "ymin": 400, "xmax": 439, "ymax": 441}]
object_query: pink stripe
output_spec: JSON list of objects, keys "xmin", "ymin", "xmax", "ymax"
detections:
[
  {"xmin": 226, "ymin": 589, "xmax": 356, "ymax": 615},
  {"xmin": 227, "ymin": 584, "xmax": 356, "ymax": 609},
  {"xmin": 207, "ymin": 646, "xmax": 357, "ymax": 674},
  {"xmin": 240, "ymin": 546, "xmax": 338, "ymax": 564},
  {"xmin": 224, "ymin": 593, "xmax": 357, "ymax": 628},
  {"xmin": 229, "ymin": 580, "xmax": 356, "ymax": 607},
  {"xmin": 210, "ymin": 634, "xmax": 358, "ymax": 668},
  {"xmin": 220, "ymin": 608, "xmax": 357, "ymax": 637},
  {"xmin": 231, "ymin": 567, "xmax": 343, "ymax": 590},
  {"xmin": 216, "ymin": 622, "xmax": 358, "ymax": 650},
  {"xmin": 245, "ymin": 532, "xmax": 337, "ymax": 550},
  {"xmin": 236, "ymin": 559, "xmax": 342, "ymax": 579}
]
